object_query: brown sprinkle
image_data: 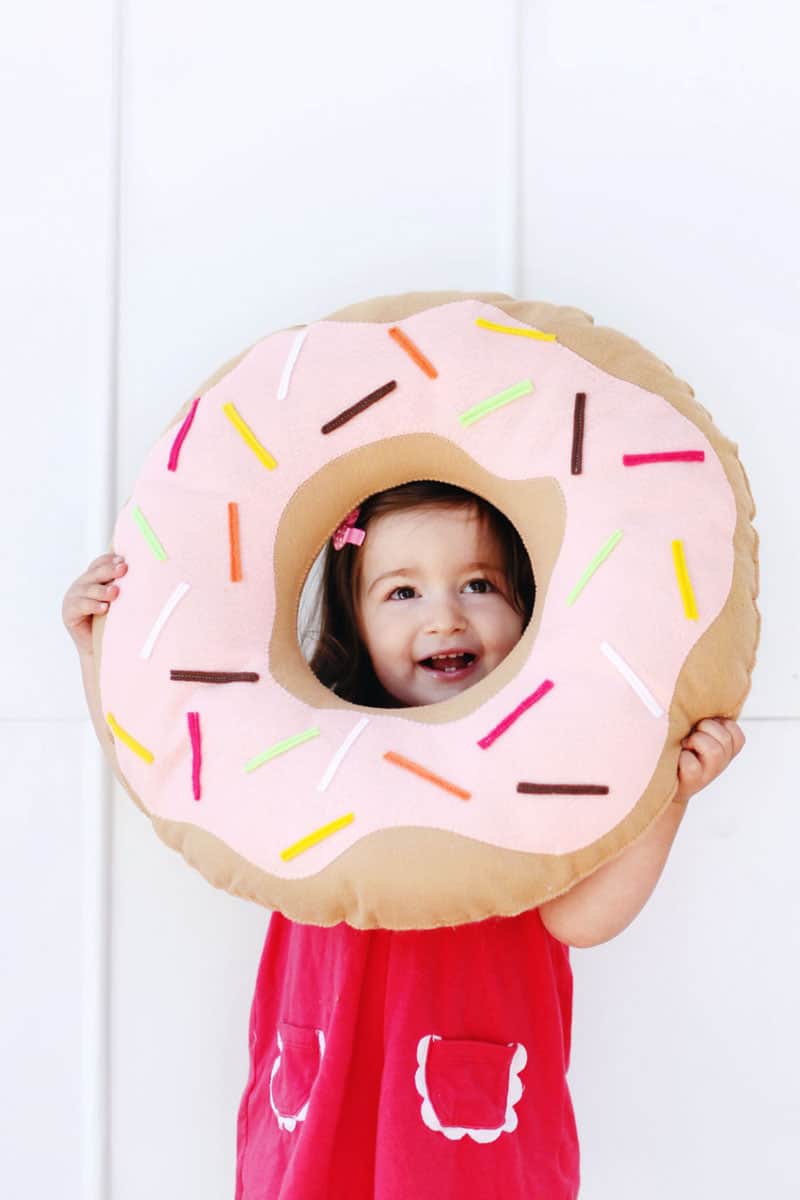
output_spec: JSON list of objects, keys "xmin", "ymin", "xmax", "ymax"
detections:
[
  {"xmin": 321, "ymin": 380, "xmax": 397, "ymax": 435},
  {"xmin": 170, "ymin": 671, "xmax": 260, "ymax": 684}
]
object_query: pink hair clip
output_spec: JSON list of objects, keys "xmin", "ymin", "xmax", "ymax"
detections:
[{"xmin": 332, "ymin": 507, "xmax": 366, "ymax": 551}]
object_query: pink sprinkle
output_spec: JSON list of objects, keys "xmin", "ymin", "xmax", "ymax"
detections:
[
  {"xmin": 187, "ymin": 711, "xmax": 202, "ymax": 800},
  {"xmin": 623, "ymin": 451, "xmax": 705, "ymax": 466},
  {"xmin": 478, "ymin": 679, "xmax": 555, "ymax": 750},
  {"xmin": 168, "ymin": 397, "xmax": 200, "ymax": 471}
]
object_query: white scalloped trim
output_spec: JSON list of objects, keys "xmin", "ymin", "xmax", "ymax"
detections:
[
  {"xmin": 268, "ymin": 1026, "xmax": 326, "ymax": 1132},
  {"xmin": 414, "ymin": 1033, "xmax": 528, "ymax": 1143}
]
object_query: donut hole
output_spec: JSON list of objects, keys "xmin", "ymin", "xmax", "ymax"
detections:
[
  {"xmin": 297, "ymin": 481, "xmax": 536, "ymax": 709},
  {"xmin": 274, "ymin": 435, "xmax": 564, "ymax": 723}
]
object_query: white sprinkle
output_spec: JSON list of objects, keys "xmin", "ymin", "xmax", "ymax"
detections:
[
  {"xmin": 139, "ymin": 582, "xmax": 191, "ymax": 660},
  {"xmin": 317, "ymin": 717, "xmax": 370, "ymax": 792},
  {"xmin": 277, "ymin": 328, "xmax": 309, "ymax": 401},
  {"xmin": 600, "ymin": 641, "xmax": 663, "ymax": 718}
]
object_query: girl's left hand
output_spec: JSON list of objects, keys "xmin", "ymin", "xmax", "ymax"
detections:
[{"xmin": 676, "ymin": 717, "xmax": 746, "ymax": 803}]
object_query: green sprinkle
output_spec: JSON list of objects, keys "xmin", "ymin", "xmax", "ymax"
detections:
[
  {"xmin": 245, "ymin": 726, "xmax": 321, "ymax": 772},
  {"xmin": 459, "ymin": 379, "xmax": 534, "ymax": 427},
  {"xmin": 566, "ymin": 530, "xmax": 624, "ymax": 606},
  {"xmin": 132, "ymin": 505, "xmax": 167, "ymax": 560}
]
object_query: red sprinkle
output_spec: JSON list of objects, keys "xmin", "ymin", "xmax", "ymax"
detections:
[
  {"xmin": 623, "ymin": 451, "xmax": 705, "ymax": 466},
  {"xmin": 168, "ymin": 397, "xmax": 200, "ymax": 471},
  {"xmin": 478, "ymin": 679, "xmax": 555, "ymax": 750},
  {"xmin": 187, "ymin": 711, "xmax": 202, "ymax": 800}
]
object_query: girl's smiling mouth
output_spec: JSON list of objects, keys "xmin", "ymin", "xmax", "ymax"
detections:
[{"xmin": 418, "ymin": 651, "xmax": 479, "ymax": 679}]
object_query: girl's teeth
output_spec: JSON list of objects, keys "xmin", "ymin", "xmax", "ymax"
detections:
[{"xmin": 424, "ymin": 653, "xmax": 475, "ymax": 672}]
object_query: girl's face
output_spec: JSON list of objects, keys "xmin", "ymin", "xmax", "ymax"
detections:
[{"xmin": 355, "ymin": 505, "xmax": 525, "ymax": 707}]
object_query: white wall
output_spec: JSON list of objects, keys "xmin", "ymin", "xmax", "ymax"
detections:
[{"xmin": 3, "ymin": 1, "xmax": 797, "ymax": 1197}]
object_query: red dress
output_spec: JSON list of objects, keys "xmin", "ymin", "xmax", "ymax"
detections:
[{"xmin": 235, "ymin": 907, "xmax": 579, "ymax": 1199}]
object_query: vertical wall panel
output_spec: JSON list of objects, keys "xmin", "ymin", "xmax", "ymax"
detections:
[
  {"xmin": 519, "ymin": 4, "xmax": 799, "ymax": 1195},
  {"xmin": 2, "ymin": 0, "xmax": 118, "ymax": 719},
  {"xmin": 570, "ymin": 721, "xmax": 799, "ymax": 1196},
  {"xmin": 112, "ymin": 3, "xmax": 521, "ymax": 1197},
  {"xmin": 2, "ymin": 3, "xmax": 117, "ymax": 1199},
  {"xmin": 115, "ymin": 0, "xmax": 520, "ymax": 502},
  {"xmin": 0, "ymin": 727, "xmax": 86, "ymax": 1192},
  {"xmin": 520, "ymin": 0, "xmax": 799, "ymax": 717}
]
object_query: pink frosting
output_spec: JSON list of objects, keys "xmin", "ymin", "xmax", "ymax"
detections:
[{"xmin": 100, "ymin": 299, "xmax": 736, "ymax": 877}]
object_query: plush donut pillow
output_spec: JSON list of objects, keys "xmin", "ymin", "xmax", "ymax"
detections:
[{"xmin": 92, "ymin": 290, "xmax": 760, "ymax": 930}]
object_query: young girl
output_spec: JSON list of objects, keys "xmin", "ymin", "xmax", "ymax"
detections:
[{"xmin": 63, "ymin": 480, "xmax": 745, "ymax": 1200}]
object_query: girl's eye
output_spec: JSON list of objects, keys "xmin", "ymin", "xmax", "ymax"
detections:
[
  {"xmin": 388, "ymin": 585, "xmax": 417, "ymax": 601},
  {"xmin": 463, "ymin": 578, "xmax": 494, "ymax": 594}
]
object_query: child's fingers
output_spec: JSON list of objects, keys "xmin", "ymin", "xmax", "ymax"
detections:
[
  {"xmin": 86, "ymin": 581, "xmax": 120, "ymax": 601},
  {"xmin": 677, "ymin": 747, "xmax": 704, "ymax": 785},
  {"xmin": 680, "ymin": 728, "xmax": 729, "ymax": 771},
  {"xmin": 682, "ymin": 719, "xmax": 735, "ymax": 762},
  {"xmin": 722, "ymin": 718, "xmax": 746, "ymax": 756},
  {"xmin": 63, "ymin": 578, "xmax": 122, "ymax": 625},
  {"xmin": 64, "ymin": 593, "xmax": 109, "ymax": 620},
  {"xmin": 684, "ymin": 718, "xmax": 745, "ymax": 761},
  {"xmin": 63, "ymin": 554, "xmax": 126, "ymax": 655},
  {"xmin": 85, "ymin": 552, "xmax": 123, "ymax": 573},
  {"xmin": 694, "ymin": 718, "xmax": 735, "ymax": 753},
  {"xmin": 76, "ymin": 596, "xmax": 110, "ymax": 615},
  {"xmin": 677, "ymin": 718, "xmax": 746, "ymax": 800},
  {"xmin": 87, "ymin": 558, "xmax": 127, "ymax": 585}
]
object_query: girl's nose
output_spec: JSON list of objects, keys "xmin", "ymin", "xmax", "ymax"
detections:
[{"xmin": 424, "ymin": 596, "xmax": 467, "ymax": 636}]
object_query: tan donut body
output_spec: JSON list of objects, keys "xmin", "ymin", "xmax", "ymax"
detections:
[{"xmin": 94, "ymin": 292, "xmax": 759, "ymax": 929}]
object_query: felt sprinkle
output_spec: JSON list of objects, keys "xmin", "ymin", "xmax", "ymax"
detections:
[
  {"xmin": 623, "ymin": 451, "xmax": 705, "ymax": 467},
  {"xmin": 571, "ymin": 393, "xmax": 586, "ymax": 475},
  {"xmin": 139, "ymin": 582, "xmax": 191, "ymax": 660},
  {"xmin": 566, "ymin": 530, "xmax": 623, "ymax": 606},
  {"xmin": 672, "ymin": 539, "xmax": 698, "ymax": 620},
  {"xmin": 458, "ymin": 379, "xmax": 534, "ymax": 428},
  {"xmin": 388, "ymin": 326, "xmax": 438, "ymax": 378},
  {"xmin": 600, "ymin": 641, "xmax": 663, "ymax": 718},
  {"xmin": 383, "ymin": 751, "xmax": 471, "ymax": 800},
  {"xmin": 277, "ymin": 328, "xmax": 309, "ymax": 401},
  {"xmin": 132, "ymin": 505, "xmax": 167, "ymax": 561},
  {"xmin": 477, "ymin": 679, "xmax": 555, "ymax": 750},
  {"xmin": 106, "ymin": 712, "xmax": 154, "ymax": 763},
  {"xmin": 187, "ymin": 711, "xmax": 202, "ymax": 800},
  {"xmin": 170, "ymin": 670, "xmax": 259, "ymax": 683},
  {"xmin": 228, "ymin": 502, "xmax": 242, "ymax": 582},
  {"xmin": 317, "ymin": 717, "xmax": 370, "ymax": 793},
  {"xmin": 245, "ymin": 726, "xmax": 321, "ymax": 772},
  {"xmin": 321, "ymin": 380, "xmax": 397, "ymax": 435},
  {"xmin": 517, "ymin": 782, "xmax": 609, "ymax": 795},
  {"xmin": 223, "ymin": 402, "xmax": 278, "ymax": 469},
  {"xmin": 475, "ymin": 317, "xmax": 556, "ymax": 341},
  {"xmin": 280, "ymin": 812, "xmax": 355, "ymax": 862},
  {"xmin": 167, "ymin": 396, "xmax": 200, "ymax": 471}
]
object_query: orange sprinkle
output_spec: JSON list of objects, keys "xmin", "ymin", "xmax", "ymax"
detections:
[
  {"xmin": 383, "ymin": 750, "xmax": 470, "ymax": 800},
  {"xmin": 228, "ymin": 501, "xmax": 242, "ymax": 582},
  {"xmin": 388, "ymin": 326, "xmax": 438, "ymax": 379}
]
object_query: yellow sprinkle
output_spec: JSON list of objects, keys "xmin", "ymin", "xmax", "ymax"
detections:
[
  {"xmin": 672, "ymin": 540, "xmax": 698, "ymax": 620},
  {"xmin": 106, "ymin": 712, "xmax": 154, "ymax": 763},
  {"xmin": 475, "ymin": 317, "xmax": 556, "ymax": 341},
  {"xmin": 280, "ymin": 813, "xmax": 355, "ymax": 862},
  {"xmin": 223, "ymin": 402, "xmax": 278, "ymax": 470}
]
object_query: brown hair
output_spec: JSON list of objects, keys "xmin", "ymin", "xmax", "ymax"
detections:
[{"xmin": 302, "ymin": 481, "xmax": 535, "ymax": 707}]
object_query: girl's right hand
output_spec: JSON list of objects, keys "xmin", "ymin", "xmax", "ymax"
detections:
[{"xmin": 62, "ymin": 553, "xmax": 128, "ymax": 657}]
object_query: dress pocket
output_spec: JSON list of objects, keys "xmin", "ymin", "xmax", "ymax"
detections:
[
  {"xmin": 415, "ymin": 1033, "xmax": 528, "ymax": 1144},
  {"xmin": 269, "ymin": 1021, "xmax": 326, "ymax": 1132}
]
